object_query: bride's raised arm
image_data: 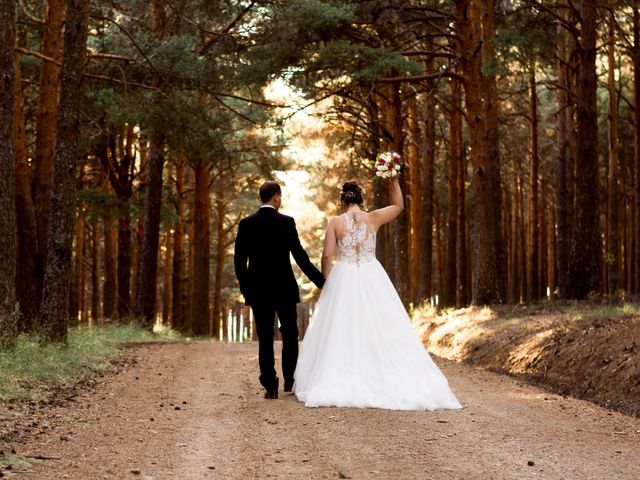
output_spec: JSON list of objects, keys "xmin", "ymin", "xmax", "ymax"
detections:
[
  {"xmin": 321, "ymin": 217, "xmax": 339, "ymax": 277},
  {"xmin": 369, "ymin": 178, "xmax": 404, "ymax": 230}
]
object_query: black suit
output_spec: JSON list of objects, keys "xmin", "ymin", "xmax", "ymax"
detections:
[{"xmin": 234, "ymin": 206, "xmax": 324, "ymax": 391}]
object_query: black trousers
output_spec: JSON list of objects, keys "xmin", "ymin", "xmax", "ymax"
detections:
[{"xmin": 251, "ymin": 301, "xmax": 298, "ymax": 391}]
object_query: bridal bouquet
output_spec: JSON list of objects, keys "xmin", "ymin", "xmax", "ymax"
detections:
[{"xmin": 375, "ymin": 151, "xmax": 402, "ymax": 179}]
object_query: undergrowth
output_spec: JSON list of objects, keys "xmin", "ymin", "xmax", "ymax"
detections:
[{"xmin": 0, "ymin": 323, "xmax": 180, "ymax": 403}]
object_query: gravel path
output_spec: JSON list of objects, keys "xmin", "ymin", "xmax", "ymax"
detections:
[{"xmin": 8, "ymin": 341, "xmax": 640, "ymax": 479}]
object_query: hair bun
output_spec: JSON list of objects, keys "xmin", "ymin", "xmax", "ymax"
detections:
[
  {"xmin": 340, "ymin": 181, "xmax": 363, "ymax": 205},
  {"xmin": 342, "ymin": 181, "xmax": 359, "ymax": 193}
]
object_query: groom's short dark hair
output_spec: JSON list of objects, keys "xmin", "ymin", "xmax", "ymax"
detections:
[{"xmin": 259, "ymin": 181, "xmax": 281, "ymax": 203}]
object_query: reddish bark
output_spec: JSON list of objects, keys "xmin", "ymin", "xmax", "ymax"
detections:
[{"xmin": 190, "ymin": 161, "xmax": 211, "ymax": 336}]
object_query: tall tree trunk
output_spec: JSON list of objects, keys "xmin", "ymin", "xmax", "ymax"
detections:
[
  {"xmin": 70, "ymin": 204, "xmax": 85, "ymax": 324},
  {"xmin": 456, "ymin": 0, "xmax": 505, "ymax": 304},
  {"xmin": 556, "ymin": 7, "xmax": 571, "ymax": 297},
  {"xmin": 634, "ymin": 0, "xmax": 640, "ymax": 293},
  {"xmin": 103, "ymin": 195, "xmax": 117, "ymax": 320},
  {"xmin": 135, "ymin": 0, "xmax": 166, "ymax": 325},
  {"xmin": 565, "ymin": 0, "xmax": 601, "ymax": 299},
  {"xmin": 39, "ymin": 0, "xmax": 90, "ymax": 343},
  {"xmin": 0, "ymin": 0, "xmax": 17, "ymax": 349},
  {"xmin": 172, "ymin": 154, "xmax": 187, "ymax": 332},
  {"xmin": 548, "ymin": 195, "xmax": 557, "ymax": 297},
  {"xmin": 382, "ymin": 82, "xmax": 407, "ymax": 302},
  {"xmin": 136, "ymin": 131, "xmax": 165, "ymax": 326},
  {"xmin": 32, "ymin": 0, "xmax": 65, "ymax": 318},
  {"xmin": 508, "ymin": 177, "xmax": 518, "ymax": 303},
  {"xmin": 186, "ymin": 198, "xmax": 196, "ymax": 335},
  {"xmin": 131, "ymin": 215, "xmax": 144, "ymax": 310},
  {"xmin": 191, "ymin": 161, "xmax": 211, "ymax": 336},
  {"xmin": 518, "ymin": 174, "xmax": 527, "ymax": 301},
  {"xmin": 406, "ymin": 92, "xmax": 422, "ymax": 305},
  {"xmin": 453, "ymin": 82, "xmax": 468, "ymax": 306},
  {"xmin": 13, "ymin": 34, "xmax": 38, "ymax": 331},
  {"xmin": 100, "ymin": 127, "xmax": 135, "ymax": 320},
  {"xmin": 91, "ymin": 223, "xmax": 101, "ymax": 323},
  {"xmin": 212, "ymin": 196, "xmax": 226, "ymax": 338},
  {"xmin": 607, "ymin": 1, "xmax": 620, "ymax": 295},
  {"xmin": 161, "ymin": 229, "xmax": 173, "ymax": 326},
  {"xmin": 443, "ymin": 80, "xmax": 462, "ymax": 307},
  {"xmin": 434, "ymin": 198, "xmax": 444, "ymax": 300},
  {"xmin": 528, "ymin": 66, "xmax": 539, "ymax": 301},
  {"xmin": 418, "ymin": 90, "xmax": 436, "ymax": 303},
  {"xmin": 538, "ymin": 180, "xmax": 547, "ymax": 297}
]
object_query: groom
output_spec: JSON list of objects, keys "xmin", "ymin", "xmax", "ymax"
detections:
[{"xmin": 234, "ymin": 181, "xmax": 325, "ymax": 399}]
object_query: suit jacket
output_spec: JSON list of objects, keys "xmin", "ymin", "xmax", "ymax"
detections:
[{"xmin": 234, "ymin": 207, "xmax": 325, "ymax": 306}]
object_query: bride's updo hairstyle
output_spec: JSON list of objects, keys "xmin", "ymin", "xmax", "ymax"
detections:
[{"xmin": 340, "ymin": 181, "xmax": 364, "ymax": 206}]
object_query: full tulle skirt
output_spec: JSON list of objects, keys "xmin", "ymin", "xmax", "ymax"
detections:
[{"xmin": 293, "ymin": 259, "xmax": 462, "ymax": 411}]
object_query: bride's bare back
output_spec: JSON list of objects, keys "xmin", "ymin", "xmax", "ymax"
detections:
[{"xmin": 322, "ymin": 179, "xmax": 403, "ymax": 276}]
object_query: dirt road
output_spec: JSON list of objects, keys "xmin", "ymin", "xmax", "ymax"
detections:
[{"xmin": 6, "ymin": 341, "xmax": 640, "ymax": 479}]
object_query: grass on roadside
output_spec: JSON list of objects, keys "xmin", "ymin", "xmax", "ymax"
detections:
[{"xmin": 0, "ymin": 323, "xmax": 181, "ymax": 403}]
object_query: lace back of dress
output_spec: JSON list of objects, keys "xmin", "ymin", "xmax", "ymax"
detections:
[{"xmin": 336, "ymin": 213, "xmax": 376, "ymax": 266}]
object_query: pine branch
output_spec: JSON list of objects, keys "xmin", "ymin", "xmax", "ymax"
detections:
[
  {"xmin": 84, "ymin": 73, "xmax": 164, "ymax": 93},
  {"xmin": 18, "ymin": 0, "xmax": 44, "ymax": 25},
  {"xmin": 199, "ymin": 0, "xmax": 257, "ymax": 55},
  {"xmin": 379, "ymin": 71, "xmax": 463, "ymax": 84},
  {"xmin": 15, "ymin": 46, "xmax": 61, "ymax": 65}
]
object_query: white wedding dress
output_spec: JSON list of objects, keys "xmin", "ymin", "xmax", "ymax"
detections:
[{"xmin": 293, "ymin": 213, "xmax": 462, "ymax": 411}]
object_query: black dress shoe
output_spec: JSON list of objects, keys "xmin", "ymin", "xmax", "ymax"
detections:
[
  {"xmin": 264, "ymin": 389, "xmax": 278, "ymax": 399},
  {"xmin": 284, "ymin": 382, "xmax": 293, "ymax": 393}
]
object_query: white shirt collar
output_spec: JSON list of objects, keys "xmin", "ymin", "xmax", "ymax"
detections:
[{"xmin": 260, "ymin": 205, "xmax": 276, "ymax": 210}]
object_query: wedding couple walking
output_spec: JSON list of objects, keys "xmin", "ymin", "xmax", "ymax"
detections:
[{"xmin": 234, "ymin": 176, "xmax": 461, "ymax": 411}]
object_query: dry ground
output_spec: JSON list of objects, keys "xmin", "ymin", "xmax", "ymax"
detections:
[
  {"xmin": 2, "ymin": 341, "xmax": 640, "ymax": 479},
  {"xmin": 415, "ymin": 304, "xmax": 640, "ymax": 416}
]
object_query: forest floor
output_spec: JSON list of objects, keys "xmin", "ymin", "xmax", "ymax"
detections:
[
  {"xmin": 415, "ymin": 301, "xmax": 640, "ymax": 417},
  {"xmin": 1, "ymin": 340, "xmax": 639, "ymax": 479}
]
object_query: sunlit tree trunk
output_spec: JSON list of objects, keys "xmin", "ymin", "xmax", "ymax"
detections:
[
  {"xmin": 162, "ymin": 229, "xmax": 173, "ymax": 326},
  {"xmin": 212, "ymin": 195, "xmax": 226, "ymax": 338},
  {"xmin": 518, "ymin": 174, "xmax": 526, "ymax": 302},
  {"xmin": 102, "ymin": 185, "xmax": 117, "ymax": 320},
  {"xmin": 434, "ymin": 198, "xmax": 444, "ymax": 301},
  {"xmin": 191, "ymin": 161, "xmax": 211, "ymax": 336},
  {"xmin": 507, "ymin": 177, "xmax": 517, "ymax": 303},
  {"xmin": 70, "ymin": 198, "xmax": 85, "ymax": 325},
  {"xmin": 186, "ymin": 169, "xmax": 196, "ymax": 334},
  {"xmin": 548, "ymin": 196, "xmax": 557, "ymax": 297},
  {"xmin": 607, "ymin": 1, "xmax": 620, "ymax": 295},
  {"xmin": 131, "ymin": 213, "xmax": 144, "ymax": 312},
  {"xmin": 39, "ymin": 0, "xmax": 91, "ymax": 343},
  {"xmin": 538, "ymin": 180, "xmax": 547, "ymax": 297},
  {"xmin": 30, "ymin": 0, "xmax": 66, "ymax": 324},
  {"xmin": 443, "ymin": 79, "xmax": 463, "ymax": 307},
  {"xmin": 454, "ymin": 83, "xmax": 469, "ymax": 306},
  {"xmin": 0, "ymin": 0, "xmax": 17, "ymax": 349},
  {"xmin": 565, "ymin": 0, "xmax": 601, "ymax": 299},
  {"xmin": 172, "ymin": 154, "xmax": 187, "ymax": 332},
  {"xmin": 91, "ymin": 223, "xmax": 102, "ymax": 323},
  {"xmin": 556, "ymin": 7, "xmax": 571, "ymax": 297},
  {"xmin": 527, "ymin": 66, "xmax": 539, "ymax": 301},
  {"xmin": 634, "ymin": 0, "xmax": 640, "ymax": 292},
  {"xmin": 418, "ymin": 90, "xmax": 436, "ymax": 303},
  {"xmin": 456, "ymin": 0, "xmax": 506, "ymax": 304},
  {"xmin": 381, "ymin": 82, "xmax": 406, "ymax": 302},
  {"xmin": 405, "ymin": 92, "xmax": 422, "ymax": 305},
  {"xmin": 13, "ymin": 35, "xmax": 38, "ymax": 331}
]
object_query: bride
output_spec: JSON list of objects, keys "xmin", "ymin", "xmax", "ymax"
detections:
[{"xmin": 293, "ymin": 177, "xmax": 462, "ymax": 411}]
